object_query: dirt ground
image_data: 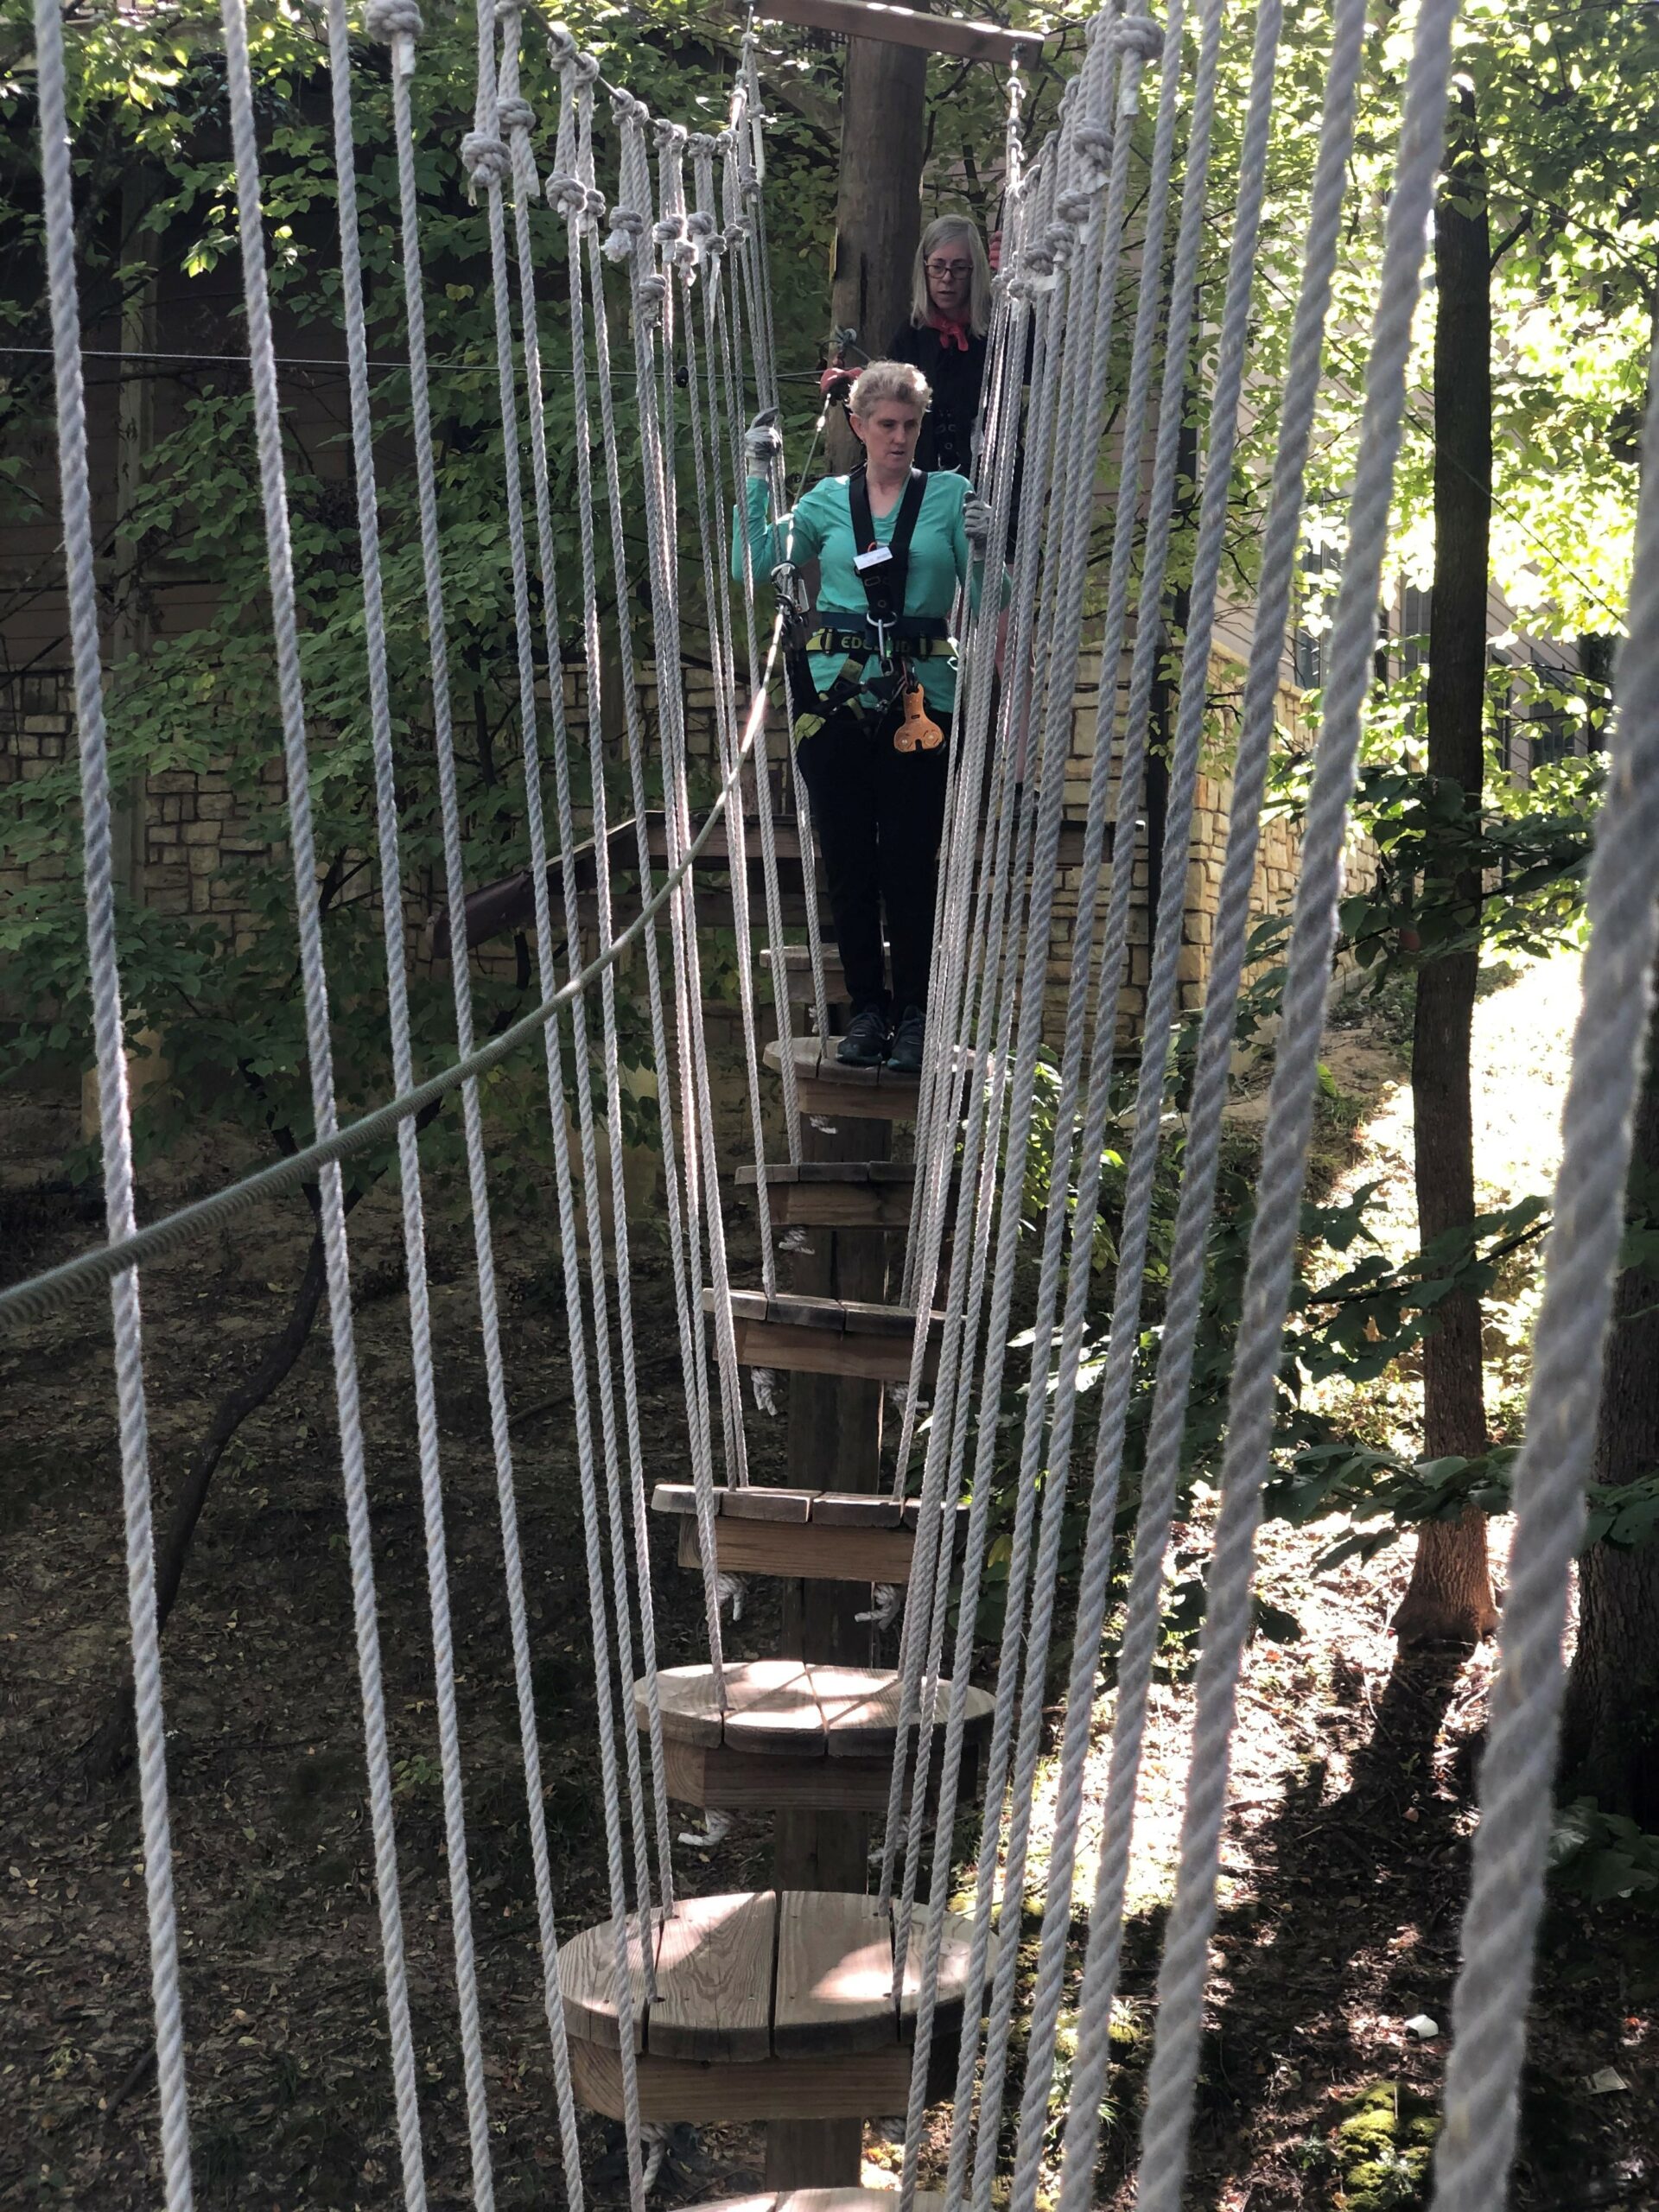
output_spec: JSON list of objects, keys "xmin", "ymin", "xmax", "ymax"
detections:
[{"xmin": 3, "ymin": 969, "xmax": 1656, "ymax": 2210}]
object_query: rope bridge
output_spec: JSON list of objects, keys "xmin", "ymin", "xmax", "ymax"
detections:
[{"xmin": 15, "ymin": 0, "xmax": 1659, "ymax": 2208}]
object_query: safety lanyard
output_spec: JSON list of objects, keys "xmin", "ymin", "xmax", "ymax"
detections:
[{"xmin": 848, "ymin": 464, "xmax": 927, "ymax": 666}]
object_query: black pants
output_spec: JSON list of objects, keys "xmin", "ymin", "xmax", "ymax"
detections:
[{"xmin": 796, "ymin": 700, "xmax": 952, "ymax": 1017}]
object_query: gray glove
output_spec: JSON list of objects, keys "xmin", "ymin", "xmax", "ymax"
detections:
[
  {"xmin": 745, "ymin": 406, "xmax": 783, "ymax": 479},
  {"xmin": 963, "ymin": 493, "xmax": 994, "ymax": 549}
]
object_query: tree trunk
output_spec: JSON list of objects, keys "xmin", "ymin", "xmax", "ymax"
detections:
[
  {"xmin": 1395, "ymin": 90, "xmax": 1498, "ymax": 1648},
  {"xmin": 826, "ymin": 16, "xmax": 930, "ymax": 471},
  {"xmin": 1561, "ymin": 966, "xmax": 1659, "ymax": 1826}
]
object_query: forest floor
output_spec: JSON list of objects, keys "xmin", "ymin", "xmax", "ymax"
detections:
[{"xmin": 2, "ymin": 957, "xmax": 1656, "ymax": 2211}]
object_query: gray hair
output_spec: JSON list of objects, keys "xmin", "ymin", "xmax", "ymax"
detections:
[
  {"xmin": 910, "ymin": 214, "xmax": 992, "ymax": 340},
  {"xmin": 847, "ymin": 359, "xmax": 932, "ymax": 420}
]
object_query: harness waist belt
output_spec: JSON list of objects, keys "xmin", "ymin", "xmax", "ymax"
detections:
[{"xmin": 808, "ymin": 618, "xmax": 950, "ymax": 654}]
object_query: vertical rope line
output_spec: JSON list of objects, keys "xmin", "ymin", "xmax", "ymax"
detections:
[
  {"xmin": 652, "ymin": 121, "xmax": 754, "ymax": 1485},
  {"xmin": 1427, "ymin": 340, "xmax": 1659, "ymax": 2212},
  {"xmin": 585, "ymin": 104, "xmax": 727, "ymax": 1723},
  {"xmin": 1132, "ymin": 3, "xmax": 1465, "ymax": 2196},
  {"xmin": 529, "ymin": 39, "xmax": 670, "ymax": 1925},
  {"xmin": 372, "ymin": 10, "xmax": 588, "ymax": 2195},
  {"xmin": 467, "ymin": 7, "xmax": 647, "ymax": 2195},
  {"xmin": 34, "ymin": 6, "xmax": 194, "ymax": 2203},
  {"xmin": 326, "ymin": 6, "xmax": 496, "ymax": 2200},
  {"xmin": 220, "ymin": 2, "xmax": 429, "ymax": 2198},
  {"xmin": 1029, "ymin": 0, "xmax": 1332, "ymax": 2196},
  {"xmin": 606, "ymin": 92, "xmax": 734, "ymax": 1669},
  {"xmin": 877, "ymin": 63, "xmax": 1115, "ymax": 1909},
  {"xmin": 702, "ymin": 137, "xmax": 804, "ymax": 1159},
  {"xmin": 1045, "ymin": 0, "xmax": 1366, "ymax": 2177},
  {"xmin": 676, "ymin": 155, "xmax": 780, "ymax": 1305}
]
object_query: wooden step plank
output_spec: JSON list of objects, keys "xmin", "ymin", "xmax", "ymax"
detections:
[
  {"xmin": 677, "ymin": 1511, "xmax": 918, "ymax": 1586},
  {"xmin": 773, "ymin": 1893, "xmax": 899, "ymax": 2057},
  {"xmin": 718, "ymin": 1662, "xmax": 831, "ymax": 1760},
  {"xmin": 651, "ymin": 1482, "xmax": 712, "ymax": 1518},
  {"xmin": 721, "ymin": 1487, "xmax": 817, "ymax": 1523},
  {"xmin": 764, "ymin": 1039, "xmax": 925, "ymax": 1121},
  {"xmin": 898, "ymin": 1902, "xmax": 980, "ymax": 2044},
  {"xmin": 664, "ymin": 1740, "xmax": 949, "ymax": 1815},
  {"xmin": 730, "ymin": 1158, "xmax": 953, "ymax": 1231},
  {"xmin": 569, "ymin": 2035, "xmax": 929, "ymax": 2123},
  {"xmin": 810, "ymin": 1491, "xmax": 905, "ymax": 1528},
  {"xmin": 636, "ymin": 1663, "xmax": 727, "ymax": 1750},
  {"xmin": 557, "ymin": 1913, "xmax": 656, "ymax": 2049},
  {"xmin": 648, "ymin": 1892, "xmax": 776, "ymax": 2063},
  {"xmin": 691, "ymin": 2192, "xmax": 944, "ymax": 2212}
]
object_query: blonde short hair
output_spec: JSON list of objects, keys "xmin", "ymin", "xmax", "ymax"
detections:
[
  {"xmin": 910, "ymin": 215, "xmax": 992, "ymax": 340},
  {"xmin": 847, "ymin": 359, "xmax": 931, "ymax": 420}
]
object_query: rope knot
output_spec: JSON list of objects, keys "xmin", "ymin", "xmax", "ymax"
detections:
[
  {"xmin": 1114, "ymin": 14, "xmax": 1164, "ymax": 60},
  {"xmin": 545, "ymin": 168, "xmax": 588, "ymax": 218},
  {"xmin": 685, "ymin": 210, "xmax": 718, "ymax": 243},
  {"xmin": 1057, "ymin": 188, "xmax": 1093, "ymax": 226},
  {"xmin": 633, "ymin": 273, "xmax": 667, "ymax": 327},
  {"xmin": 652, "ymin": 215, "xmax": 685, "ymax": 247},
  {"xmin": 583, "ymin": 186, "xmax": 607, "ymax": 222},
  {"xmin": 496, "ymin": 95, "xmax": 535, "ymax": 135},
  {"xmin": 572, "ymin": 48, "xmax": 601, "ymax": 84},
  {"xmin": 740, "ymin": 163, "xmax": 760, "ymax": 202},
  {"xmin": 493, "ymin": 0, "xmax": 521, "ymax": 17},
  {"xmin": 685, "ymin": 130, "xmax": 721, "ymax": 158},
  {"xmin": 461, "ymin": 130, "xmax": 512, "ymax": 192},
  {"xmin": 543, "ymin": 20, "xmax": 578, "ymax": 66},
  {"xmin": 364, "ymin": 0, "xmax": 423, "ymax": 40},
  {"xmin": 654, "ymin": 118, "xmax": 687, "ymax": 152},
  {"xmin": 1073, "ymin": 118, "xmax": 1113, "ymax": 165}
]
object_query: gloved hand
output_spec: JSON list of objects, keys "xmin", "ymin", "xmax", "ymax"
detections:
[
  {"xmin": 745, "ymin": 405, "xmax": 783, "ymax": 478},
  {"xmin": 963, "ymin": 493, "xmax": 994, "ymax": 550},
  {"xmin": 818, "ymin": 364, "xmax": 855, "ymax": 400}
]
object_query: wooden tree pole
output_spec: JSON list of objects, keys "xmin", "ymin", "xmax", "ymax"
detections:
[
  {"xmin": 824, "ymin": 16, "xmax": 930, "ymax": 464},
  {"xmin": 1395, "ymin": 86, "xmax": 1499, "ymax": 1648}
]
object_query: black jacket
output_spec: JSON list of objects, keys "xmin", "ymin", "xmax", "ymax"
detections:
[{"xmin": 887, "ymin": 321, "xmax": 988, "ymax": 475}]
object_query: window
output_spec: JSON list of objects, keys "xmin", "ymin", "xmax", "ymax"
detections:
[
  {"xmin": 1400, "ymin": 584, "xmax": 1432, "ymax": 675},
  {"xmin": 1294, "ymin": 536, "xmax": 1339, "ymax": 691}
]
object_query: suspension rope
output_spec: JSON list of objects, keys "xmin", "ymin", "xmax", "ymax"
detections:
[{"xmin": 33, "ymin": 0, "xmax": 194, "ymax": 2202}]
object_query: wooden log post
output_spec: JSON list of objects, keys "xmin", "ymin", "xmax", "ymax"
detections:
[
  {"xmin": 823, "ymin": 14, "xmax": 930, "ymax": 469},
  {"xmin": 769, "ymin": 1108, "xmax": 893, "ymax": 2187}
]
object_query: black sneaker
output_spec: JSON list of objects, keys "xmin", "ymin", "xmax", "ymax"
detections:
[
  {"xmin": 837, "ymin": 1005, "xmax": 891, "ymax": 1067},
  {"xmin": 887, "ymin": 1005, "xmax": 925, "ymax": 1074}
]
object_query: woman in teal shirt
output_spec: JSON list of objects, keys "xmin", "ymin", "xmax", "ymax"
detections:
[{"xmin": 734, "ymin": 360, "xmax": 991, "ymax": 1071}]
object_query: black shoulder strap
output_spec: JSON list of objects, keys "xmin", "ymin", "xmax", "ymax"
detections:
[{"xmin": 848, "ymin": 464, "xmax": 929, "ymax": 622}]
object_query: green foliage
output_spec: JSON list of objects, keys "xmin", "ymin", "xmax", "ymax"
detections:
[
  {"xmin": 1550, "ymin": 1800, "xmax": 1659, "ymax": 1910},
  {"xmin": 1335, "ymin": 2082, "xmax": 1440, "ymax": 2212}
]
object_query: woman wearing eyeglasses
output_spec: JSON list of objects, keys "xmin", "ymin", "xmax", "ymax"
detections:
[{"xmin": 882, "ymin": 216, "xmax": 992, "ymax": 475}]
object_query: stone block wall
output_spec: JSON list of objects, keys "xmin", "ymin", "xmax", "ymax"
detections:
[{"xmin": 3, "ymin": 650, "xmax": 1370, "ymax": 1058}]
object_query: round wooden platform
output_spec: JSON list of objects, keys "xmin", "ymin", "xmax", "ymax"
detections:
[
  {"xmin": 638, "ymin": 1660, "xmax": 995, "ymax": 1814},
  {"xmin": 695, "ymin": 2196, "xmax": 943, "ymax": 2212},
  {"xmin": 558, "ymin": 1890, "xmax": 980, "ymax": 2121}
]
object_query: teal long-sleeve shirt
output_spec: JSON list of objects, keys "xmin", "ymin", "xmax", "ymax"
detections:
[{"xmin": 732, "ymin": 469, "xmax": 978, "ymax": 715}]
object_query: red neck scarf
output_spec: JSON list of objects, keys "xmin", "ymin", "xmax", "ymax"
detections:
[{"xmin": 926, "ymin": 307, "xmax": 972, "ymax": 353}]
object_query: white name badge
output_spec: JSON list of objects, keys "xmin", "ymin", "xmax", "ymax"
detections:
[{"xmin": 853, "ymin": 545, "xmax": 894, "ymax": 573}]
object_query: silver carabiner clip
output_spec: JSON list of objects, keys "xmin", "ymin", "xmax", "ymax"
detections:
[{"xmin": 872, "ymin": 616, "xmax": 892, "ymax": 666}]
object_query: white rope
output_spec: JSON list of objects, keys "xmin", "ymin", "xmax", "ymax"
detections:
[
  {"xmin": 606, "ymin": 88, "xmax": 733, "ymax": 1675},
  {"xmin": 1427, "ymin": 332, "xmax": 1659, "ymax": 2212},
  {"xmin": 1132, "ymin": 0, "xmax": 1464, "ymax": 2193},
  {"xmin": 468, "ymin": 3, "xmax": 649, "ymax": 2194},
  {"xmin": 528, "ymin": 28, "xmax": 673, "ymax": 1927},
  {"xmin": 326, "ymin": 3, "xmax": 495, "ymax": 2199},
  {"xmin": 35, "ymin": 2, "xmax": 194, "ymax": 2201},
  {"xmin": 365, "ymin": 4, "xmax": 588, "ymax": 2196},
  {"xmin": 222, "ymin": 1, "xmax": 429, "ymax": 2197}
]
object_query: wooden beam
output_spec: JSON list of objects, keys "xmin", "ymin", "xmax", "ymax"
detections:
[{"xmin": 755, "ymin": 0, "xmax": 1041, "ymax": 65}]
